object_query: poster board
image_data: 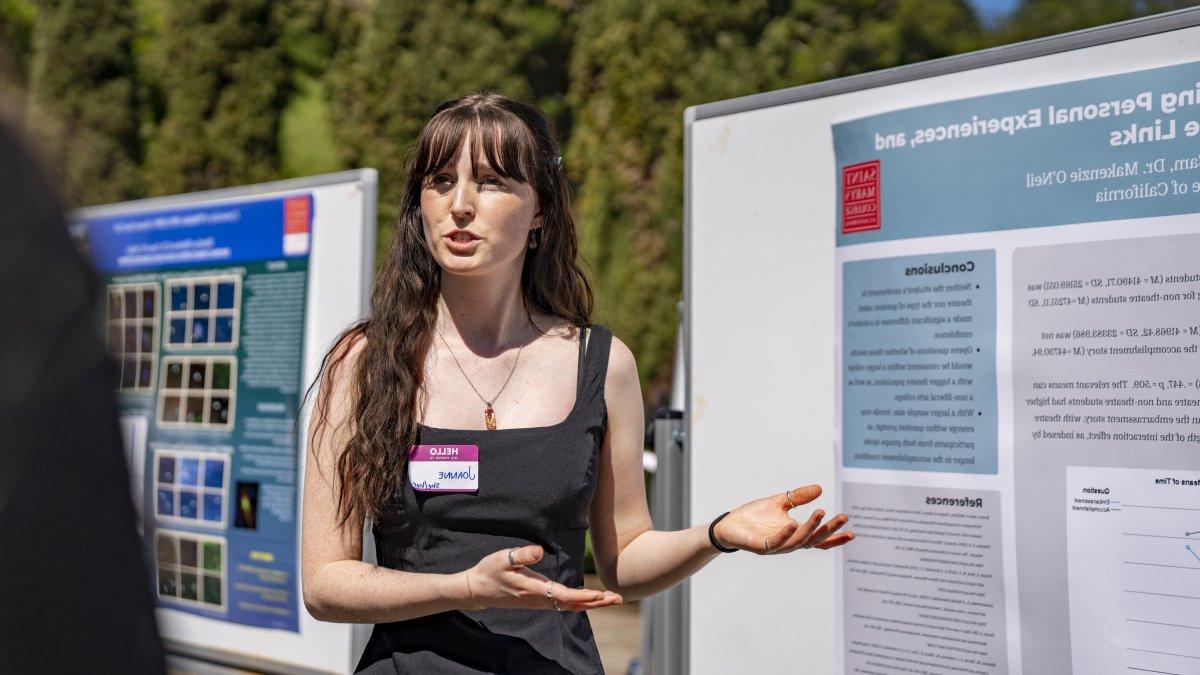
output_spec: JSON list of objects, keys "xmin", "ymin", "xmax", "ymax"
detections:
[
  {"xmin": 73, "ymin": 170, "xmax": 376, "ymax": 673},
  {"xmin": 685, "ymin": 9, "xmax": 1200, "ymax": 674}
]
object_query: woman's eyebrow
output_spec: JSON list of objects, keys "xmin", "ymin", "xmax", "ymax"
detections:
[{"xmin": 471, "ymin": 161, "xmax": 499, "ymax": 175}]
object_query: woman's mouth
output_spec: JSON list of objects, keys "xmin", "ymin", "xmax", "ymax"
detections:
[{"xmin": 444, "ymin": 231, "xmax": 480, "ymax": 253}]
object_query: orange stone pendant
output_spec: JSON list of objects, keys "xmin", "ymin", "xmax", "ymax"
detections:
[{"xmin": 484, "ymin": 407, "xmax": 497, "ymax": 431}]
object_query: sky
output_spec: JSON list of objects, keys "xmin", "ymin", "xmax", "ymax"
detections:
[{"xmin": 968, "ymin": 0, "xmax": 1022, "ymax": 24}]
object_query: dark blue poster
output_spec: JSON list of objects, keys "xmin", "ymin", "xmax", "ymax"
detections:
[{"xmin": 80, "ymin": 194, "xmax": 312, "ymax": 631}]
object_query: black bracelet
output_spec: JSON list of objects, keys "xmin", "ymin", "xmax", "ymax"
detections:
[{"xmin": 708, "ymin": 511, "xmax": 738, "ymax": 553}]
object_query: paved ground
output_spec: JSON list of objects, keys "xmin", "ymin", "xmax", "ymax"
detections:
[{"xmin": 585, "ymin": 574, "xmax": 642, "ymax": 674}]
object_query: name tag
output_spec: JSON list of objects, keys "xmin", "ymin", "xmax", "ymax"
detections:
[{"xmin": 409, "ymin": 445, "xmax": 479, "ymax": 493}]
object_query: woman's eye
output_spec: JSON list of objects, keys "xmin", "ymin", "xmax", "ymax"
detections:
[
  {"xmin": 430, "ymin": 174, "xmax": 452, "ymax": 185},
  {"xmin": 480, "ymin": 177, "xmax": 504, "ymax": 188}
]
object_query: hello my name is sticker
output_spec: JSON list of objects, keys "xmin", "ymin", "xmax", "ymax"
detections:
[{"xmin": 408, "ymin": 444, "xmax": 479, "ymax": 493}]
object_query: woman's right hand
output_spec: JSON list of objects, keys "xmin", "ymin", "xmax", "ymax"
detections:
[{"xmin": 462, "ymin": 545, "xmax": 623, "ymax": 612}]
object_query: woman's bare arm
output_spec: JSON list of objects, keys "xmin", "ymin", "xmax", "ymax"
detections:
[
  {"xmin": 585, "ymin": 337, "xmax": 719, "ymax": 600},
  {"xmin": 588, "ymin": 338, "xmax": 853, "ymax": 602}
]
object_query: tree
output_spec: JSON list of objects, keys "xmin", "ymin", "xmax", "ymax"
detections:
[
  {"xmin": 277, "ymin": 0, "xmax": 361, "ymax": 178},
  {"xmin": 755, "ymin": 1, "xmax": 982, "ymax": 84},
  {"xmin": 326, "ymin": 0, "xmax": 574, "ymax": 246},
  {"xmin": 568, "ymin": 0, "xmax": 982, "ymax": 398},
  {"xmin": 142, "ymin": 0, "xmax": 290, "ymax": 195},
  {"xmin": 0, "ymin": 0, "xmax": 35, "ymax": 84},
  {"xmin": 26, "ymin": 0, "xmax": 142, "ymax": 206},
  {"xmin": 995, "ymin": 0, "xmax": 1197, "ymax": 44}
]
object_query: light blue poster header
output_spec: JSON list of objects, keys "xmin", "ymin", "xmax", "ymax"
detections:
[
  {"xmin": 833, "ymin": 59, "xmax": 1200, "ymax": 246},
  {"xmin": 85, "ymin": 194, "xmax": 313, "ymax": 272}
]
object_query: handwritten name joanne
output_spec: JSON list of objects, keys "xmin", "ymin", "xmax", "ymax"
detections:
[{"xmin": 437, "ymin": 467, "xmax": 477, "ymax": 481}]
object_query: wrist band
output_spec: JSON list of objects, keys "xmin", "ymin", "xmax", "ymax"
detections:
[{"xmin": 708, "ymin": 511, "xmax": 738, "ymax": 553}]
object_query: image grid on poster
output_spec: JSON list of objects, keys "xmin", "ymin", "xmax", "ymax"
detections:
[
  {"xmin": 153, "ymin": 447, "xmax": 231, "ymax": 528},
  {"xmin": 157, "ymin": 356, "xmax": 237, "ymax": 429},
  {"xmin": 164, "ymin": 274, "xmax": 242, "ymax": 350},
  {"xmin": 106, "ymin": 282, "xmax": 160, "ymax": 392},
  {"xmin": 154, "ymin": 528, "xmax": 228, "ymax": 611}
]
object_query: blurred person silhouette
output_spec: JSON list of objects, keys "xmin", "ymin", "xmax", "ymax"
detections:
[{"xmin": 0, "ymin": 105, "xmax": 166, "ymax": 672}]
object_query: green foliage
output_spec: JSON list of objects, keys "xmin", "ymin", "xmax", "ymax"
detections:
[
  {"xmin": 281, "ymin": 0, "xmax": 352, "ymax": 76},
  {"xmin": 280, "ymin": 73, "xmax": 342, "ymax": 178},
  {"xmin": 568, "ymin": 0, "xmax": 982, "ymax": 395},
  {"xmin": 142, "ymin": 0, "xmax": 290, "ymax": 195},
  {"xmin": 326, "ymin": 0, "xmax": 574, "ymax": 248},
  {"xmin": 0, "ymin": 0, "xmax": 35, "ymax": 81},
  {"xmin": 993, "ymin": 0, "xmax": 1198, "ymax": 43},
  {"xmin": 278, "ymin": 0, "xmax": 357, "ymax": 178},
  {"xmin": 27, "ymin": 0, "xmax": 142, "ymax": 206},
  {"xmin": 129, "ymin": 0, "xmax": 163, "ymax": 78},
  {"xmin": 754, "ymin": 1, "xmax": 982, "ymax": 84}
]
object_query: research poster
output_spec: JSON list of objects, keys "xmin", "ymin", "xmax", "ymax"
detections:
[
  {"xmin": 834, "ymin": 60, "xmax": 1200, "ymax": 673},
  {"xmin": 80, "ymin": 195, "xmax": 312, "ymax": 632}
]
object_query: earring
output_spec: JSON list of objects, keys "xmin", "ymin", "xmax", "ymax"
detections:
[{"xmin": 528, "ymin": 230, "xmax": 539, "ymax": 250}]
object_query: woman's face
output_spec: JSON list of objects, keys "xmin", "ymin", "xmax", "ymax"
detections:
[{"xmin": 421, "ymin": 137, "xmax": 541, "ymax": 278}]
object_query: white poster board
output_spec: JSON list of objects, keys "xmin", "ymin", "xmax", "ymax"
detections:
[
  {"xmin": 74, "ymin": 170, "xmax": 376, "ymax": 673},
  {"xmin": 686, "ymin": 10, "xmax": 1200, "ymax": 674}
]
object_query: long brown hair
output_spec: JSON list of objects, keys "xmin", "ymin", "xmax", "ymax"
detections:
[{"xmin": 308, "ymin": 93, "xmax": 593, "ymax": 524}]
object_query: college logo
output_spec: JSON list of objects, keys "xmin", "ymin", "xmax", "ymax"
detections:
[
  {"xmin": 841, "ymin": 160, "xmax": 881, "ymax": 233},
  {"xmin": 282, "ymin": 195, "xmax": 312, "ymax": 256}
]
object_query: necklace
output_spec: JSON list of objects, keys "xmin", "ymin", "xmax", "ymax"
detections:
[{"xmin": 437, "ymin": 328, "xmax": 526, "ymax": 431}]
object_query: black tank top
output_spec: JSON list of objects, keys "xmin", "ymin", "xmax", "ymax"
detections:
[{"xmin": 356, "ymin": 325, "xmax": 611, "ymax": 674}]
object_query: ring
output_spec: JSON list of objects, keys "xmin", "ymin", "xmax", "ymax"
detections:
[
  {"xmin": 508, "ymin": 548, "xmax": 523, "ymax": 568},
  {"xmin": 546, "ymin": 581, "xmax": 560, "ymax": 611},
  {"xmin": 785, "ymin": 489, "xmax": 795, "ymax": 509},
  {"xmin": 763, "ymin": 537, "xmax": 773, "ymax": 553}
]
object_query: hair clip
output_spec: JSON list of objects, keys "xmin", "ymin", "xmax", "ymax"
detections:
[{"xmin": 552, "ymin": 155, "xmax": 563, "ymax": 168}]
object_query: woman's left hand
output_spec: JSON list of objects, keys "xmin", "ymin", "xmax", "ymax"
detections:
[{"xmin": 712, "ymin": 484, "xmax": 853, "ymax": 555}]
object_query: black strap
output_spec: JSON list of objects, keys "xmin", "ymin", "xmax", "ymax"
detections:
[{"xmin": 574, "ymin": 326, "xmax": 589, "ymax": 399}]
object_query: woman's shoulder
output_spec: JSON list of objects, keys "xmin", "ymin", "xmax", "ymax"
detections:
[
  {"xmin": 578, "ymin": 323, "xmax": 622, "ymax": 358},
  {"xmin": 320, "ymin": 325, "xmax": 370, "ymax": 388},
  {"xmin": 329, "ymin": 325, "xmax": 368, "ymax": 362},
  {"xmin": 595, "ymin": 326, "xmax": 642, "ymax": 427},
  {"xmin": 593, "ymin": 325, "xmax": 637, "ymax": 395},
  {"xmin": 528, "ymin": 317, "xmax": 632, "ymax": 380}
]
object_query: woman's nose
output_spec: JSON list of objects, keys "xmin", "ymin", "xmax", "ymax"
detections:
[{"xmin": 450, "ymin": 182, "xmax": 475, "ymax": 220}]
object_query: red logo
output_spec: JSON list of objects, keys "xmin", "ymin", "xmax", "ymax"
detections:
[
  {"xmin": 842, "ymin": 160, "xmax": 880, "ymax": 233},
  {"xmin": 283, "ymin": 196, "xmax": 312, "ymax": 235}
]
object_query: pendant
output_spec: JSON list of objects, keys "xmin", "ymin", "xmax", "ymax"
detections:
[{"xmin": 484, "ymin": 407, "xmax": 497, "ymax": 431}]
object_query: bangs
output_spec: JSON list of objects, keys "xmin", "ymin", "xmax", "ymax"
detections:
[{"xmin": 415, "ymin": 104, "xmax": 540, "ymax": 182}]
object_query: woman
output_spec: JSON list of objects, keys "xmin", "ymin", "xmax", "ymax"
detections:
[{"xmin": 301, "ymin": 93, "xmax": 853, "ymax": 674}]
